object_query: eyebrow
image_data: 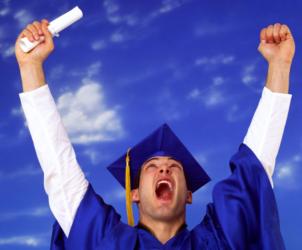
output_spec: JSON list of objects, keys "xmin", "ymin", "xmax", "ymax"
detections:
[
  {"xmin": 143, "ymin": 157, "xmax": 173, "ymax": 165},
  {"xmin": 143, "ymin": 157, "xmax": 183, "ymax": 168}
]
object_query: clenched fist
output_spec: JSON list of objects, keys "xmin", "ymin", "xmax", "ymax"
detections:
[
  {"xmin": 15, "ymin": 19, "xmax": 54, "ymax": 67},
  {"xmin": 258, "ymin": 23, "xmax": 295, "ymax": 65}
]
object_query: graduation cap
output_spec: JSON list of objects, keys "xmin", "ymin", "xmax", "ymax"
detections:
[{"xmin": 107, "ymin": 123, "xmax": 211, "ymax": 226}]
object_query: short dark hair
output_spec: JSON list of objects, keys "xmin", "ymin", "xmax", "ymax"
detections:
[{"xmin": 133, "ymin": 167, "xmax": 142, "ymax": 189}]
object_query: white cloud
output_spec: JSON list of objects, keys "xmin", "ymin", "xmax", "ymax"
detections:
[
  {"xmin": 194, "ymin": 21, "xmax": 236, "ymax": 37},
  {"xmin": 83, "ymin": 148, "xmax": 99, "ymax": 164},
  {"xmin": 0, "ymin": 206, "xmax": 49, "ymax": 222},
  {"xmin": 242, "ymin": 75, "xmax": 256, "ymax": 84},
  {"xmin": 187, "ymin": 76, "xmax": 226, "ymax": 108},
  {"xmin": 14, "ymin": 60, "xmax": 122, "ymax": 145},
  {"xmin": 226, "ymin": 104, "xmax": 249, "ymax": 123},
  {"xmin": 0, "ymin": 7, "xmax": 10, "ymax": 16},
  {"xmin": 103, "ymin": 0, "xmax": 120, "ymax": 15},
  {"xmin": 203, "ymin": 88, "xmax": 224, "ymax": 107},
  {"xmin": 49, "ymin": 64, "xmax": 65, "ymax": 81},
  {"xmin": 124, "ymin": 14, "xmax": 138, "ymax": 26},
  {"xmin": 11, "ymin": 107, "xmax": 23, "ymax": 117},
  {"xmin": 87, "ymin": 61, "xmax": 102, "ymax": 78},
  {"xmin": 82, "ymin": 148, "xmax": 109, "ymax": 165},
  {"xmin": 194, "ymin": 144, "xmax": 231, "ymax": 169},
  {"xmin": 3, "ymin": 45, "xmax": 14, "ymax": 58},
  {"xmin": 10, "ymin": 106, "xmax": 29, "ymax": 139},
  {"xmin": 104, "ymin": 187, "xmax": 124, "ymax": 202},
  {"xmin": 57, "ymin": 80, "xmax": 123, "ymax": 145},
  {"xmin": 213, "ymin": 76, "xmax": 224, "ymax": 86},
  {"xmin": 107, "ymin": 14, "xmax": 122, "ymax": 24},
  {"xmin": 147, "ymin": 0, "xmax": 190, "ymax": 22},
  {"xmin": 0, "ymin": 43, "xmax": 15, "ymax": 59},
  {"xmin": 157, "ymin": 88, "xmax": 181, "ymax": 121},
  {"xmin": 104, "ymin": 0, "xmax": 190, "ymax": 29},
  {"xmin": 101, "ymin": 0, "xmax": 190, "ymax": 46},
  {"xmin": 0, "ymin": 0, "xmax": 11, "ymax": 17},
  {"xmin": 242, "ymin": 64, "xmax": 257, "ymax": 85},
  {"xmin": 91, "ymin": 40, "xmax": 107, "ymax": 50},
  {"xmin": 103, "ymin": 0, "xmax": 138, "ymax": 27},
  {"xmin": 274, "ymin": 154, "xmax": 302, "ymax": 189},
  {"xmin": 195, "ymin": 54, "xmax": 235, "ymax": 68},
  {"xmin": 276, "ymin": 165, "xmax": 292, "ymax": 179},
  {"xmin": 0, "ymin": 165, "xmax": 40, "ymax": 180},
  {"xmin": 195, "ymin": 152, "xmax": 208, "ymax": 165},
  {"xmin": 187, "ymin": 88, "xmax": 200, "ymax": 99},
  {"xmin": 116, "ymin": 67, "xmax": 165, "ymax": 86},
  {"xmin": 98, "ymin": 0, "xmax": 191, "ymax": 49},
  {"xmin": 110, "ymin": 30, "xmax": 127, "ymax": 43},
  {"xmin": 240, "ymin": 61, "xmax": 265, "ymax": 93},
  {"xmin": 2, "ymin": 0, "xmax": 11, "ymax": 4},
  {"xmin": 293, "ymin": 155, "xmax": 301, "ymax": 162},
  {"xmin": 70, "ymin": 61, "xmax": 102, "ymax": 78},
  {"xmin": 0, "ymin": 234, "xmax": 47, "ymax": 247},
  {"xmin": 14, "ymin": 9, "xmax": 34, "ymax": 28},
  {"xmin": 159, "ymin": 0, "xmax": 185, "ymax": 14}
]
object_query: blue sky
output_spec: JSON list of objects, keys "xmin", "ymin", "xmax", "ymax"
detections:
[{"xmin": 1, "ymin": 0, "xmax": 302, "ymax": 249}]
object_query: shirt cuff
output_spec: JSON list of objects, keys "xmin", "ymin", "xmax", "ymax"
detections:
[
  {"xmin": 19, "ymin": 84, "xmax": 49, "ymax": 98},
  {"xmin": 243, "ymin": 87, "xmax": 292, "ymax": 187}
]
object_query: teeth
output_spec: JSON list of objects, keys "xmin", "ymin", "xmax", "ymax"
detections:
[{"xmin": 157, "ymin": 180, "xmax": 172, "ymax": 190}]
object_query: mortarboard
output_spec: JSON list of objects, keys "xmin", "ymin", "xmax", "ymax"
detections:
[{"xmin": 107, "ymin": 123, "xmax": 211, "ymax": 226}]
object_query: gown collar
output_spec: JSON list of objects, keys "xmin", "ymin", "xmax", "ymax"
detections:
[{"xmin": 135, "ymin": 222, "xmax": 189, "ymax": 248}]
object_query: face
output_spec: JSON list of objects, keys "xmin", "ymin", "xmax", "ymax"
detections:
[{"xmin": 131, "ymin": 156, "xmax": 192, "ymax": 223}]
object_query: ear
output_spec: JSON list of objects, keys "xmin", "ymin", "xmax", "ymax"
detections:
[
  {"xmin": 186, "ymin": 190, "xmax": 192, "ymax": 204},
  {"xmin": 131, "ymin": 188, "xmax": 140, "ymax": 203}
]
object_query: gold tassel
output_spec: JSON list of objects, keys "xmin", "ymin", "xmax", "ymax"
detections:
[{"xmin": 125, "ymin": 148, "xmax": 134, "ymax": 226}]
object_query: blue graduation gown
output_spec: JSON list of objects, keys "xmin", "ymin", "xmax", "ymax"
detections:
[{"xmin": 50, "ymin": 144, "xmax": 285, "ymax": 249}]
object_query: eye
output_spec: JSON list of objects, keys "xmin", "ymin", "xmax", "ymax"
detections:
[
  {"xmin": 170, "ymin": 163, "xmax": 182, "ymax": 171},
  {"xmin": 145, "ymin": 163, "xmax": 158, "ymax": 171}
]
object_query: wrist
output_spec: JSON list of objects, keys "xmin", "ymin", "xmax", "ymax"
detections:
[
  {"xmin": 19, "ymin": 63, "xmax": 46, "ymax": 92},
  {"xmin": 266, "ymin": 63, "xmax": 291, "ymax": 94},
  {"xmin": 268, "ymin": 60, "xmax": 292, "ymax": 71},
  {"xmin": 18, "ymin": 61, "xmax": 43, "ymax": 70}
]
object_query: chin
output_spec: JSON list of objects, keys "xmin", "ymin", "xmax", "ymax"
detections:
[
  {"xmin": 153, "ymin": 205, "xmax": 185, "ymax": 222},
  {"xmin": 153, "ymin": 211, "xmax": 177, "ymax": 221}
]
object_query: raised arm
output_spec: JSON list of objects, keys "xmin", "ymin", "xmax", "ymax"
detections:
[
  {"xmin": 15, "ymin": 19, "xmax": 53, "ymax": 92},
  {"xmin": 260, "ymin": 23, "xmax": 295, "ymax": 94},
  {"xmin": 208, "ymin": 24, "xmax": 295, "ymax": 249},
  {"xmin": 15, "ymin": 20, "xmax": 89, "ymax": 237},
  {"xmin": 243, "ymin": 23, "xmax": 295, "ymax": 185}
]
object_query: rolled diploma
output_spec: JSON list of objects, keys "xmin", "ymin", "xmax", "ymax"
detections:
[{"xmin": 19, "ymin": 6, "xmax": 83, "ymax": 53}]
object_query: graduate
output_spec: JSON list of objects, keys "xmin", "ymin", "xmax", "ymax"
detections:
[{"xmin": 15, "ymin": 20, "xmax": 295, "ymax": 249}]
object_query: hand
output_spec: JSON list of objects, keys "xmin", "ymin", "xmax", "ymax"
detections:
[
  {"xmin": 15, "ymin": 19, "xmax": 54, "ymax": 67},
  {"xmin": 258, "ymin": 23, "xmax": 295, "ymax": 65}
]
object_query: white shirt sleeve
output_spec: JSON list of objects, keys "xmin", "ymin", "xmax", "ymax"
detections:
[
  {"xmin": 19, "ymin": 85, "xmax": 89, "ymax": 237},
  {"xmin": 243, "ymin": 86, "xmax": 292, "ymax": 187}
]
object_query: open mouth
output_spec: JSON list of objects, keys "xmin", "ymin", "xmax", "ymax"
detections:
[{"xmin": 155, "ymin": 179, "xmax": 173, "ymax": 201}]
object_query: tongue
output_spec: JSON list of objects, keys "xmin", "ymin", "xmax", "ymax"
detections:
[{"xmin": 156, "ymin": 184, "xmax": 172, "ymax": 200}]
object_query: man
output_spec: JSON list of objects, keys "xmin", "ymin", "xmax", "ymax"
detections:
[{"xmin": 15, "ymin": 20, "xmax": 295, "ymax": 249}]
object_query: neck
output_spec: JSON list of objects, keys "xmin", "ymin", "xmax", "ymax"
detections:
[{"xmin": 138, "ymin": 216, "xmax": 186, "ymax": 244}]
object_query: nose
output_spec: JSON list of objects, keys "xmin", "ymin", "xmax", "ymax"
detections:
[{"xmin": 159, "ymin": 167, "xmax": 170, "ymax": 175}]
